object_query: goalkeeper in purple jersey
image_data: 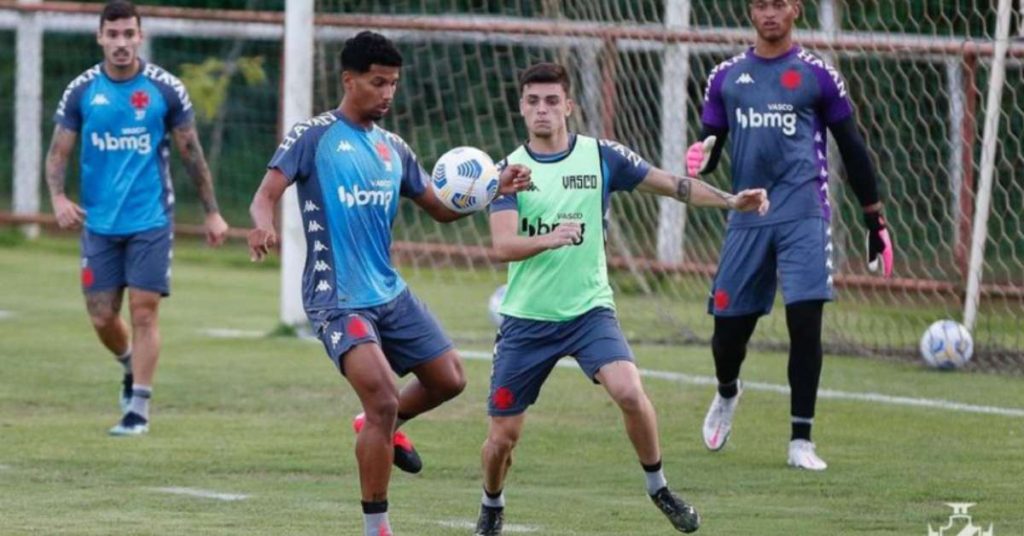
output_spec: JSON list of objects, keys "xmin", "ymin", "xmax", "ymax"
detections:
[{"xmin": 688, "ymin": 0, "xmax": 893, "ymax": 470}]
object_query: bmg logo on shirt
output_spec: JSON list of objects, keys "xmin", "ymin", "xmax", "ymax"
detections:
[
  {"xmin": 90, "ymin": 128, "xmax": 152, "ymax": 154},
  {"xmin": 337, "ymin": 185, "xmax": 394, "ymax": 208},
  {"xmin": 735, "ymin": 104, "xmax": 797, "ymax": 136},
  {"xmin": 520, "ymin": 216, "xmax": 586, "ymax": 246}
]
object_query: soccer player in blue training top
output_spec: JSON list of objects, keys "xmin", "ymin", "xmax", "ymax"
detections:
[
  {"xmin": 473, "ymin": 62, "xmax": 769, "ymax": 536},
  {"xmin": 45, "ymin": 0, "xmax": 229, "ymax": 437},
  {"xmin": 247, "ymin": 31, "xmax": 531, "ymax": 536},
  {"xmin": 687, "ymin": 0, "xmax": 893, "ymax": 470}
]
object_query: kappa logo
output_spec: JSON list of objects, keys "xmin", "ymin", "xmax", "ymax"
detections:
[
  {"xmin": 314, "ymin": 260, "xmax": 331, "ymax": 272},
  {"xmin": 90, "ymin": 93, "xmax": 110, "ymax": 106},
  {"xmin": 330, "ymin": 331, "xmax": 342, "ymax": 348},
  {"xmin": 313, "ymin": 240, "xmax": 329, "ymax": 252},
  {"xmin": 927, "ymin": 503, "xmax": 994, "ymax": 536},
  {"xmin": 303, "ymin": 200, "xmax": 320, "ymax": 213},
  {"xmin": 337, "ymin": 141, "xmax": 354, "ymax": 152},
  {"xmin": 308, "ymin": 220, "xmax": 324, "ymax": 233},
  {"xmin": 736, "ymin": 73, "xmax": 755, "ymax": 85},
  {"xmin": 315, "ymin": 280, "xmax": 332, "ymax": 293}
]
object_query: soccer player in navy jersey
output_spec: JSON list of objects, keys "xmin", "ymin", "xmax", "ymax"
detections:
[
  {"xmin": 247, "ymin": 31, "xmax": 530, "ymax": 535},
  {"xmin": 688, "ymin": 0, "xmax": 893, "ymax": 470},
  {"xmin": 45, "ymin": 1, "xmax": 229, "ymax": 437}
]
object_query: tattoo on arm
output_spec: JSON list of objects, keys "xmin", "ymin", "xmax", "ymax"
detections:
[
  {"xmin": 45, "ymin": 125, "xmax": 77, "ymax": 197},
  {"xmin": 674, "ymin": 176, "xmax": 692, "ymax": 202},
  {"xmin": 674, "ymin": 175, "xmax": 735, "ymax": 207},
  {"xmin": 175, "ymin": 124, "xmax": 220, "ymax": 215}
]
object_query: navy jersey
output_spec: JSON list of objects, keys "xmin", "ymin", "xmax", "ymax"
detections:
[
  {"xmin": 702, "ymin": 46, "xmax": 853, "ymax": 228},
  {"xmin": 489, "ymin": 134, "xmax": 651, "ymax": 219},
  {"xmin": 54, "ymin": 61, "xmax": 194, "ymax": 235},
  {"xmin": 268, "ymin": 111, "xmax": 429, "ymax": 312}
]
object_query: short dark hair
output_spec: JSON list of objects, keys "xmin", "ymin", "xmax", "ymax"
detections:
[
  {"xmin": 100, "ymin": 1, "xmax": 140, "ymax": 29},
  {"xmin": 519, "ymin": 62, "xmax": 571, "ymax": 94},
  {"xmin": 340, "ymin": 31, "xmax": 403, "ymax": 73}
]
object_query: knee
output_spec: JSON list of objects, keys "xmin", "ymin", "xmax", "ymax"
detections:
[
  {"xmin": 612, "ymin": 386, "xmax": 648, "ymax": 414},
  {"xmin": 486, "ymin": 427, "xmax": 520, "ymax": 455},
  {"xmin": 89, "ymin": 311, "xmax": 120, "ymax": 331},
  {"xmin": 363, "ymin": 394, "xmax": 400, "ymax": 425},
  {"xmin": 440, "ymin": 369, "xmax": 467, "ymax": 400},
  {"xmin": 130, "ymin": 306, "xmax": 158, "ymax": 330}
]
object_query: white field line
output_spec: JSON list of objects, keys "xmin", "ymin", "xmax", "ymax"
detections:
[
  {"xmin": 200, "ymin": 329, "xmax": 1024, "ymax": 419},
  {"xmin": 460, "ymin": 350, "xmax": 1024, "ymax": 418},
  {"xmin": 437, "ymin": 519, "xmax": 540, "ymax": 533},
  {"xmin": 0, "ymin": 310, "xmax": 14, "ymax": 320},
  {"xmin": 150, "ymin": 487, "xmax": 249, "ymax": 501},
  {"xmin": 199, "ymin": 328, "xmax": 265, "ymax": 339}
]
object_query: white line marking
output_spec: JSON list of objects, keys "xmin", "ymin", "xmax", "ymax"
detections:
[
  {"xmin": 438, "ymin": 519, "xmax": 540, "ymax": 533},
  {"xmin": 460, "ymin": 350, "xmax": 1024, "ymax": 418},
  {"xmin": 0, "ymin": 464, "xmax": 10, "ymax": 470},
  {"xmin": 150, "ymin": 487, "xmax": 249, "ymax": 501},
  {"xmin": 199, "ymin": 328, "xmax": 264, "ymax": 339},
  {"xmin": 0, "ymin": 310, "xmax": 14, "ymax": 320}
]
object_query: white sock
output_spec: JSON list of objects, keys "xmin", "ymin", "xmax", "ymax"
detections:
[
  {"xmin": 129, "ymin": 385, "xmax": 151, "ymax": 419},
  {"xmin": 363, "ymin": 512, "xmax": 391, "ymax": 536},
  {"xmin": 482, "ymin": 488, "xmax": 505, "ymax": 508},
  {"xmin": 115, "ymin": 347, "xmax": 132, "ymax": 373},
  {"xmin": 643, "ymin": 460, "xmax": 668, "ymax": 495}
]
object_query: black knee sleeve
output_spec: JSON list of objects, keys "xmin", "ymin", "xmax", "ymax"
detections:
[{"xmin": 786, "ymin": 300, "xmax": 825, "ymax": 421}]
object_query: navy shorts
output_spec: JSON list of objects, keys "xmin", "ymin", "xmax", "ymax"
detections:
[
  {"xmin": 80, "ymin": 224, "xmax": 173, "ymax": 296},
  {"xmin": 488, "ymin": 307, "xmax": 634, "ymax": 417},
  {"xmin": 709, "ymin": 218, "xmax": 834, "ymax": 317},
  {"xmin": 309, "ymin": 288, "xmax": 454, "ymax": 377}
]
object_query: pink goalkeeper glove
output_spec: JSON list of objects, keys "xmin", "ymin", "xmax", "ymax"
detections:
[
  {"xmin": 864, "ymin": 211, "xmax": 894, "ymax": 277},
  {"xmin": 685, "ymin": 136, "xmax": 717, "ymax": 176}
]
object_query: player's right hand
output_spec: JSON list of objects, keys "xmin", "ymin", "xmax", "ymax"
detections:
[
  {"xmin": 685, "ymin": 136, "xmax": 717, "ymax": 176},
  {"xmin": 542, "ymin": 221, "xmax": 582, "ymax": 250},
  {"xmin": 52, "ymin": 194, "xmax": 85, "ymax": 229},
  {"xmin": 864, "ymin": 210, "xmax": 894, "ymax": 277},
  {"xmin": 248, "ymin": 227, "xmax": 278, "ymax": 262}
]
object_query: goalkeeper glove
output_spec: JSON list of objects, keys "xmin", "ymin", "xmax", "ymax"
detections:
[
  {"xmin": 864, "ymin": 210, "xmax": 894, "ymax": 277},
  {"xmin": 685, "ymin": 136, "xmax": 717, "ymax": 176}
]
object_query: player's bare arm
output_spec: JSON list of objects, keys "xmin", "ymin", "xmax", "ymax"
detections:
[
  {"xmin": 638, "ymin": 167, "xmax": 769, "ymax": 215},
  {"xmin": 415, "ymin": 162, "xmax": 533, "ymax": 223},
  {"xmin": 172, "ymin": 122, "xmax": 229, "ymax": 246},
  {"xmin": 247, "ymin": 169, "xmax": 288, "ymax": 262},
  {"xmin": 489, "ymin": 209, "xmax": 581, "ymax": 262},
  {"xmin": 45, "ymin": 124, "xmax": 85, "ymax": 229}
]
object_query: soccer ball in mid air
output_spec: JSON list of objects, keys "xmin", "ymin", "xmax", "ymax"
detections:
[
  {"xmin": 430, "ymin": 147, "xmax": 500, "ymax": 214},
  {"xmin": 919, "ymin": 320, "xmax": 973, "ymax": 369},
  {"xmin": 488, "ymin": 285, "xmax": 507, "ymax": 327}
]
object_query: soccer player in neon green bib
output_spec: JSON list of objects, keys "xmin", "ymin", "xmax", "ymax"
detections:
[{"xmin": 473, "ymin": 62, "xmax": 769, "ymax": 535}]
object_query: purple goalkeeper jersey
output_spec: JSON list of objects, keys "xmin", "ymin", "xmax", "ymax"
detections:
[{"xmin": 702, "ymin": 46, "xmax": 854, "ymax": 228}]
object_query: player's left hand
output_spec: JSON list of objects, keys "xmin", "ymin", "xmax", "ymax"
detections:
[
  {"xmin": 864, "ymin": 210, "xmax": 894, "ymax": 277},
  {"xmin": 499, "ymin": 164, "xmax": 532, "ymax": 195},
  {"xmin": 729, "ymin": 188, "xmax": 770, "ymax": 216},
  {"xmin": 204, "ymin": 212, "xmax": 229, "ymax": 247}
]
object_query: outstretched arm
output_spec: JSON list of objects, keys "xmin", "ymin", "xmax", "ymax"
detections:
[
  {"xmin": 172, "ymin": 122, "xmax": 229, "ymax": 246},
  {"xmin": 247, "ymin": 169, "xmax": 289, "ymax": 262},
  {"xmin": 636, "ymin": 167, "xmax": 769, "ymax": 214},
  {"xmin": 412, "ymin": 163, "xmax": 533, "ymax": 223},
  {"xmin": 45, "ymin": 125, "xmax": 84, "ymax": 229}
]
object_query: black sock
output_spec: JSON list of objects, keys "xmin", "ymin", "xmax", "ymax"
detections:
[
  {"xmin": 786, "ymin": 300, "xmax": 825, "ymax": 439},
  {"xmin": 712, "ymin": 313, "xmax": 760, "ymax": 388},
  {"xmin": 640, "ymin": 459, "xmax": 662, "ymax": 473},
  {"xmin": 361, "ymin": 500, "xmax": 388, "ymax": 514},
  {"xmin": 791, "ymin": 421, "xmax": 812, "ymax": 441},
  {"xmin": 717, "ymin": 381, "xmax": 739, "ymax": 398}
]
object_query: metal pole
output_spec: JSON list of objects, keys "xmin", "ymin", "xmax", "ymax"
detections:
[
  {"xmin": 655, "ymin": 0, "xmax": 691, "ymax": 264},
  {"xmin": 280, "ymin": 0, "xmax": 314, "ymax": 328},
  {"xmin": 964, "ymin": 0, "xmax": 1013, "ymax": 331},
  {"xmin": 14, "ymin": 0, "xmax": 43, "ymax": 239}
]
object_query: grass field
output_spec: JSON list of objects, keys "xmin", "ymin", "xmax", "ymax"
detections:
[{"xmin": 1, "ymin": 233, "xmax": 1023, "ymax": 535}]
